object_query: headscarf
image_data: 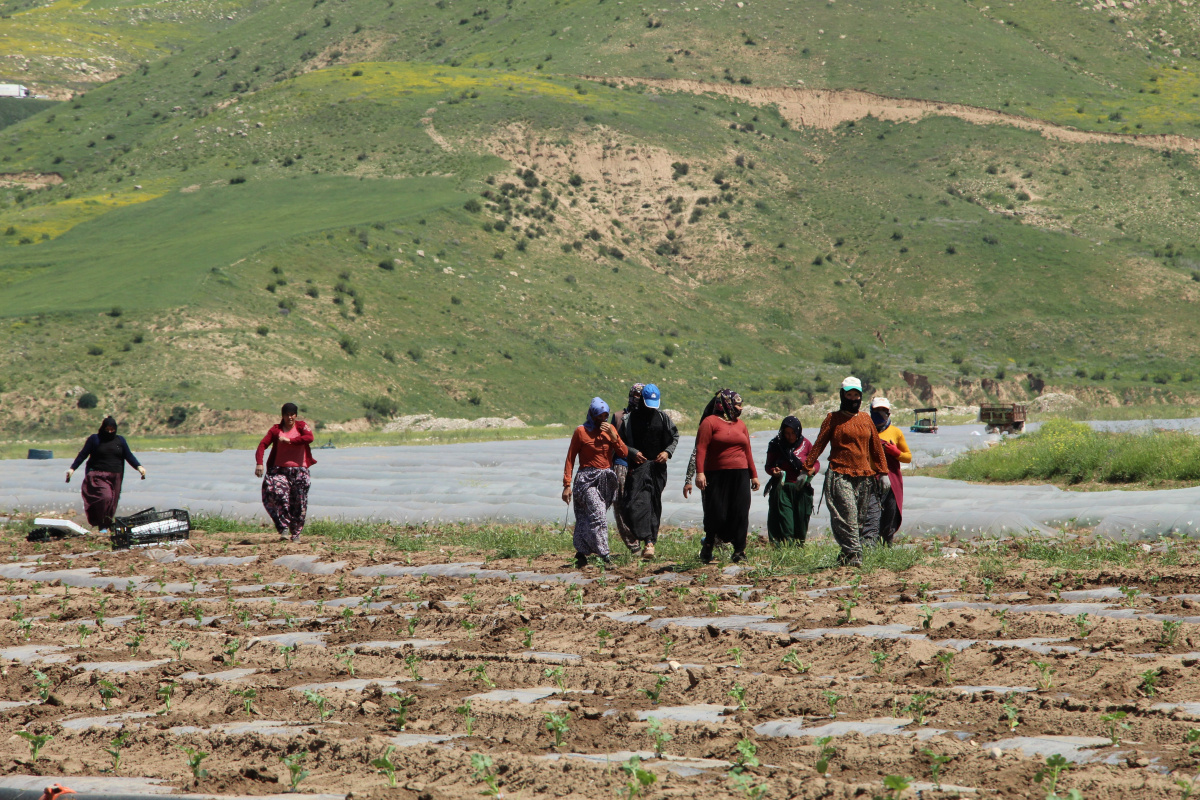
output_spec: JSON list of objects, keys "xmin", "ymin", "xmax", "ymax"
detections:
[
  {"xmin": 626, "ymin": 383, "xmax": 645, "ymax": 414},
  {"xmin": 98, "ymin": 416, "xmax": 118, "ymax": 443},
  {"xmin": 583, "ymin": 397, "xmax": 610, "ymax": 433},
  {"xmin": 871, "ymin": 406, "xmax": 890, "ymax": 433},
  {"xmin": 779, "ymin": 415, "xmax": 802, "ymax": 439},
  {"xmin": 714, "ymin": 389, "xmax": 743, "ymax": 422},
  {"xmin": 839, "ymin": 388, "xmax": 862, "ymax": 415}
]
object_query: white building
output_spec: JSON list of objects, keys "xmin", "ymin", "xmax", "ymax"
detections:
[{"xmin": 0, "ymin": 84, "xmax": 31, "ymax": 98}]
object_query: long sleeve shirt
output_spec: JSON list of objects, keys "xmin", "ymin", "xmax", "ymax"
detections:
[
  {"xmin": 802, "ymin": 411, "xmax": 887, "ymax": 477},
  {"xmin": 765, "ymin": 435, "xmax": 818, "ymax": 483},
  {"xmin": 694, "ymin": 416, "xmax": 758, "ymax": 479},
  {"xmin": 619, "ymin": 408, "xmax": 680, "ymax": 465},
  {"xmin": 256, "ymin": 421, "xmax": 317, "ymax": 469},
  {"xmin": 70, "ymin": 435, "xmax": 141, "ymax": 474},
  {"xmin": 563, "ymin": 425, "xmax": 628, "ymax": 487},
  {"xmin": 878, "ymin": 425, "xmax": 912, "ymax": 468}
]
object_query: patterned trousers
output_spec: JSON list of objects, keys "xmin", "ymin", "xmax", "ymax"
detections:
[
  {"xmin": 572, "ymin": 466, "xmax": 618, "ymax": 558},
  {"xmin": 825, "ymin": 471, "xmax": 877, "ymax": 560},
  {"xmin": 262, "ymin": 466, "xmax": 310, "ymax": 538}
]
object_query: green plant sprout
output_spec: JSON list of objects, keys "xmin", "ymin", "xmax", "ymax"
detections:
[
  {"xmin": 1119, "ymin": 586, "xmax": 1140, "ymax": 607},
  {"xmin": 371, "ymin": 745, "xmax": 398, "ymax": 788},
  {"xmin": 303, "ymin": 690, "xmax": 333, "ymax": 721},
  {"xmin": 1001, "ymin": 696, "xmax": 1021, "ymax": 731},
  {"xmin": 337, "ymin": 648, "xmax": 356, "ymax": 677},
  {"xmin": 168, "ymin": 639, "xmax": 190, "ymax": 661},
  {"xmin": 729, "ymin": 683, "xmax": 749, "ymax": 712},
  {"xmin": 622, "ymin": 755, "xmax": 657, "ymax": 800},
  {"xmin": 781, "ymin": 650, "xmax": 811, "ymax": 674},
  {"xmin": 506, "ymin": 593, "xmax": 524, "ymax": 611},
  {"xmin": 520, "ymin": 627, "xmax": 534, "ymax": 648},
  {"xmin": 463, "ymin": 590, "xmax": 480, "ymax": 612},
  {"xmin": 1178, "ymin": 775, "xmax": 1199, "ymax": 800},
  {"xmin": 919, "ymin": 605, "xmax": 935, "ymax": 630},
  {"xmin": 733, "ymin": 738, "xmax": 759, "ymax": 773},
  {"xmin": 1031, "ymin": 659, "xmax": 1056, "ymax": 691},
  {"xmin": 389, "ymin": 694, "xmax": 415, "ymax": 731},
  {"xmin": 814, "ymin": 735, "xmax": 836, "ymax": 775},
  {"xmin": 981, "ymin": 577, "xmax": 995, "ymax": 599},
  {"xmin": 471, "ymin": 753, "xmax": 502, "ymax": 797},
  {"xmin": 870, "ymin": 651, "xmax": 888, "ymax": 675},
  {"xmin": 840, "ymin": 596, "xmax": 857, "ymax": 624},
  {"xmin": 994, "ymin": 608, "xmax": 1009, "ymax": 636},
  {"xmin": 921, "ymin": 749, "xmax": 952, "ymax": 790},
  {"xmin": 646, "ymin": 716, "xmax": 672, "ymax": 756},
  {"xmin": 596, "ymin": 629, "xmax": 612, "ymax": 652},
  {"xmin": 643, "ymin": 674, "xmax": 669, "ymax": 705},
  {"xmin": 231, "ymin": 687, "xmax": 257, "ymax": 715},
  {"xmin": 1141, "ymin": 668, "xmax": 1160, "ymax": 697},
  {"xmin": 18, "ymin": 731, "xmax": 53, "ymax": 762},
  {"xmin": 729, "ymin": 771, "xmax": 769, "ymax": 800},
  {"xmin": 661, "ymin": 634, "xmax": 675, "ymax": 660},
  {"xmin": 104, "ymin": 731, "xmax": 129, "ymax": 773},
  {"xmin": 279, "ymin": 645, "xmax": 295, "ymax": 669},
  {"xmin": 178, "ymin": 745, "xmax": 210, "ymax": 782},
  {"xmin": 1073, "ymin": 613, "xmax": 1091, "ymax": 639},
  {"xmin": 904, "ymin": 693, "xmax": 933, "ymax": 725},
  {"xmin": 32, "ymin": 670, "xmax": 51, "ymax": 702},
  {"xmin": 1162, "ymin": 620, "xmax": 1184, "ymax": 648},
  {"xmin": 822, "ymin": 689, "xmax": 842, "ymax": 717},
  {"xmin": 916, "ymin": 582, "xmax": 931, "ymax": 601},
  {"xmin": 544, "ymin": 665, "xmax": 567, "ymax": 693},
  {"xmin": 98, "ymin": 679, "xmax": 121, "ymax": 710},
  {"xmin": 157, "ymin": 682, "xmax": 176, "ymax": 715},
  {"xmin": 340, "ymin": 606, "xmax": 355, "ymax": 631},
  {"xmin": 937, "ymin": 650, "xmax": 955, "ymax": 684},
  {"xmin": 1100, "ymin": 711, "xmax": 1130, "ymax": 746},
  {"xmin": 1033, "ymin": 753, "xmax": 1070, "ymax": 799},
  {"xmin": 406, "ymin": 617, "xmax": 419, "ymax": 637},
  {"xmin": 704, "ymin": 591, "xmax": 721, "ymax": 613},
  {"xmin": 78, "ymin": 624, "xmax": 92, "ymax": 647},
  {"xmin": 465, "ymin": 663, "xmax": 495, "ymax": 688},
  {"xmin": 728, "ymin": 647, "xmax": 743, "ymax": 667},
  {"xmin": 404, "ymin": 652, "xmax": 422, "ymax": 681},
  {"xmin": 456, "ymin": 700, "xmax": 476, "ymax": 735},
  {"xmin": 222, "ymin": 638, "xmax": 241, "ymax": 666},
  {"xmin": 882, "ymin": 775, "xmax": 913, "ymax": 800},
  {"xmin": 1186, "ymin": 728, "xmax": 1200, "ymax": 757},
  {"xmin": 280, "ymin": 752, "xmax": 308, "ymax": 792},
  {"xmin": 544, "ymin": 711, "xmax": 570, "ymax": 748}
]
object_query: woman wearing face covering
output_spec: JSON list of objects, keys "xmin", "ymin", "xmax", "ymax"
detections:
[
  {"xmin": 764, "ymin": 416, "xmax": 819, "ymax": 546},
  {"xmin": 563, "ymin": 397, "xmax": 628, "ymax": 568},
  {"xmin": 861, "ymin": 398, "xmax": 911, "ymax": 547},
  {"xmin": 694, "ymin": 389, "xmax": 760, "ymax": 563},
  {"xmin": 66, "ymin": 417, "xmax": 146, "ymax": 532},
  {"xmin": 802, "ymin": 377, "xmax": 888, "ymax": 567},
  {"xmin": 610, "ymin": 383, "xmax": 645, "ymax": 555}
]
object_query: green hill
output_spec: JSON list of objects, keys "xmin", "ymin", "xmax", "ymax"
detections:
[{"xmin": 1, "ymin": 0, "xmax": 1200, "ymax": 436}]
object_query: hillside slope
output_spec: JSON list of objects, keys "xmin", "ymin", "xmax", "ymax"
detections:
[{"xmin": 1, "ymin": 0, "xmax": 1199, "ymax": 435}]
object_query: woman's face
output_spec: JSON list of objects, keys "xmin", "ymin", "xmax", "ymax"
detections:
[
  {"xmin": 595, "ymin": 411, "xmax": 609, "ymax": 424},
  {"xmin": 103, "ymin": 425, "xmax": 116, "ymax": 435},
  {"xmin": 877, "ymin": 408, "xmax": 891, "ymax": 421},
  {"xmin": 782, "ymin": 427, "xmax": 798, "ymax": 445},
  {"xmin": 281, "ymin": 412, "xmax": 297, "ymax": 427},
  {"xmin": 734, "ymin": 403, "xmax": 743, "ymax": 416}
]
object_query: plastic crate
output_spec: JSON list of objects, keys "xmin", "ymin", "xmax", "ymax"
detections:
[{"xmin": 111, "ymin": 507, "xmax": 191, "ymax": 550}]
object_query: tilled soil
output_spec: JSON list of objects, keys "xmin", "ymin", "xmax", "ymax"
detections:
[{"xmin": 3, "ymin": 527, "xmax": 1200, "ymax": 799}]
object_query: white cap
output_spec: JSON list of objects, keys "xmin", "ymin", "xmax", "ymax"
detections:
[
  {"xmin": 871, "ymin": 397, "xmax": 891, "ymax": 410},
  {"xmin": 841, "ymin": 376, "xmax": 863, "ymax": 392}
]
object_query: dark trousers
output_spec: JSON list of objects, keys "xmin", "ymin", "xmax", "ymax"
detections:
[
  {"xmin": 767, "ymin": 479, "xmax": 813, "ymax": 545},
  {"xmin": 862, "ymin": 486, "xmax": 900, "ymax": 547},
  {"xmin": 624, "ymin": 461, "xmax": 668, "ymax": 544},
  {"xmin": 701, "ymin": 468, "xmax": 751, "ymax": 555}
]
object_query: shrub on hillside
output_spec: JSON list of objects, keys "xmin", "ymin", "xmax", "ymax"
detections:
[
  {"xmin": 339, "ymin": 335, "xmax": 358, "ymax": 355},
  {"xmin": 166, "ymin": 406, "xmax": 188, "ymax": 428},
  {"xmin": 77, "ymin": 392, "xmax": 99, "ymax": 409},
  {"xmin": 362, "ymin": 396, "xmax": 398, "ymax": 422}
]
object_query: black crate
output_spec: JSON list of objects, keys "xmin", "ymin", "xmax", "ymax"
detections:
[{"xmin": 112, "ymin": 508, "xmax": 191, "ymax": 550}]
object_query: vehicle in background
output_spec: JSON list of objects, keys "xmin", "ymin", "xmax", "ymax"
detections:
[
  {"xmin": 980, "ymin": 403, "xmax": 1027, "ymax": 434},
  {"xmin": 910, "ymin": 407, "xmax": 938, "ymax": 434},
  {"xmin": 0, "ymin": 84, "xmax": 31, "ymax": 98}
]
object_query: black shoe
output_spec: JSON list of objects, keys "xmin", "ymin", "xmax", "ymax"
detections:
[
  {"xmin": 575, "ymin": 553, "xmax": 588, "ymax": 569},
  {"xmin": 600, "ymin": 556, "xmax": 614, "ymax": 569},
  {"xmin": 731, "ymin": 551, "xmax": 746, "ymax": 564},
  {"xmin": 699, "ymin": 543, "xmax": 714, "ymax": 564}
]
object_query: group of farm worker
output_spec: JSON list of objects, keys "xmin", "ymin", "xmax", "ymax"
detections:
[
  {"xmin": 66, "ymin": 404, "xmax": 317, "ymax": 542},
  {"xmin": 562, "ymin": 376, "xmax": 912, "ymax": 568}
]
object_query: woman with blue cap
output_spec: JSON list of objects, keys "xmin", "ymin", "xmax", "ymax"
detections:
[
  {"xmin": 617, "ymin": 383, "xmax": 679, "ymax": 559},
  {"xmin": 563, "ymin": 397, "xmax": 628, "ymax": 568}
]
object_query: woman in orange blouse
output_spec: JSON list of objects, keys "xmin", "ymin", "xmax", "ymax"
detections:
[{"xmin": 563, "ymin": 397, "xmax": 628, "ymax": 568}]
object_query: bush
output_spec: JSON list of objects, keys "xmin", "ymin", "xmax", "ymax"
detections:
[
  {"xmin": 407, "ymin": 346, "xmax": 423, "ymax": 362},
  {"xmin": 256, "ymin": 325, "xmax": 269, "ymax": 336},
  {"xmin": 362, "ymin": 396, "xmax": 398, "ymax": 422},
  {"xmin": 568, "ymin": 174, "xmax": 583, "ymax": 187},
  {"xmin": 382, "ymin": 347, "xmax": 397, "ymax": 363},
  {"xmin": 463, "ymin": 198, "xmax": 482, "ymax": 213},
  {"xmin": 87, "ymin": 346, "xmax": 104, "ymax": 356},
  {"xmin": 378, "ymin": 259, "xmax": 395, "ymax": 270},
  {"xmin": 718, "ymin": 352, "xmax": 733, "ymax": 366},
  {"xmin": 671, "ymin": 162, "xmax": 689, "ymax": 179},
  {"xmin": 773, "ymin": 378, "xmax": 794, "ymax": 392},
  {"xmin": 77, "ymin": 392, "xmax": 99, "ymax": 409},
  {"xmin": 663, "ymin": 343, "xmax": 676, "ymax": 357},
  {"xmin": 108, "ymin": 307, "xmax": 122, "ymax": 317},
  {"xmin": 166, "ymin": 406, "xmax": 188, "ymax": 428},
  {"xmin": 339, "ymin": 335, "xmax": 359, "ymax": 355},
  {"xmin": 230, "ymin": 176, "xmax": 246, "ymax": 184}
]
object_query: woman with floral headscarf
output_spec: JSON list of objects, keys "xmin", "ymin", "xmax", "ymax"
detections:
[
  {"xmin": 694, "ymin": 389, "xmax": 759, "ymax": 563},
  {"xmin": 563, "ymin": 397, "xmax": 628, "ymax": 568}
]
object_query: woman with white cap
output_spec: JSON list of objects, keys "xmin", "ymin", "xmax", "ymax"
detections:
[
  {"xmin": 802, "ymin": 376, "xmax": 888, "ymax": 567},
  {"xmin": 861, "ymin": 397, "xmax": 911, "ymax": 546}
]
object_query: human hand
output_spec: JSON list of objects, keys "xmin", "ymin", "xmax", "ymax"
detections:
[
  {"xmin": 696, "ymin": 473, "xmax": 707, "ymax": 491},
  {"xmin": 654, "ymin": 452, "xmax": 669, "ymax": 464},
  {"xmin": 599, "ymin": 421, "xmax": 614, "ymax": 436},
  {"xmin": 561, "ymin": 486, "xmax": 572, "ymax": 504},
  {"xmin": 683, "ymin": 483, "xmax": 692, "ymax": 498},
  {"xmin": 751, "ymin": 477, "xmax": 761, "ymax": 492},
  {"xmin": 633, "ymin": 452, "xmax": 648, "ymax": 466},
  {"xmin": 138, "ymin": 466, "xmax": 147, "ymax": 480},
  {"xmin": 769, "ymin": 467, "xmax": 781, "ymax": 476},
  {"xmin": 883, "ymin": 442, "xmax": 901, "ymax": 456},
  {"xmin": 806, "ymin": 464, "xmax": 818, "ymax": 476},
  {"xmin": 65, "ymin": 469, "xmax": 73, "ymax": 484},
  {"xmin": 255, "ymin": 465, "xmax": 265, "ymax": 478}
]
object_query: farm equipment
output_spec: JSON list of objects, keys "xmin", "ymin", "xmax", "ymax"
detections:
[
  {"xmin": 980, "ymin": 403, "xmax": 1027, "ymax": 434},
  {"xmin": 910, "ymin": 407, "xmax": 938, "ymax": 434}
]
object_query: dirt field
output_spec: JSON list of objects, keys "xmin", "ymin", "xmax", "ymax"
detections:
[{"xmin": 3, "ymin": 522, "xmax": 1200, "ymax": 799}]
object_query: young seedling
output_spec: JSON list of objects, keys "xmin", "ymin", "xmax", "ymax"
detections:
[
  {"xmin": 994, "ymin": 608, "xmax": 1010, "ymax": 636},
  {"xmin": 1001, "ymin": 696, "xmax": 1021, "ymax": 731},
  {"xmin": 916, "ymin": 582, "xmax": 931, "ymax": 601},
  {"xmin": 1141, "ymin": 668, "xmax": 1160, "ymax": 697},
  {"xmin": 280, "ymin": 752, "xmax": 308, "ymax": 792},
  {"xmin": 337, "ymin": 648, "xmax": 356, "ymax": 677},
  {"xmin": 981, "ymin": 577, "xmax": 995, "ymax": 599},
  {"xmin": 937, "ymin": 650, "xmax": 955, "ymax": 684},
  {"xmin": 168, "ymin": 639, "xmax": 190, "ymax": 661},
  {"xmin": 104, "ymin": 731, "xmax": 129, "ymax": 773},
  {"xmin": 1033, "ymin": 753, "xmax": 1070, "ymax": 798},
  {"xmin": 78, "ymin": 624, "xmax": 92, "ymax": 647},
  {"xmin": 406, "ymin": 617, "xmax": 419, "ymax": 637},
  {"xmin": 544, "ymin": 711, "xmax": 570, "ymax": 748},
  {"xmin": 17, "ymin": 731, "xmax": 53, "ymax": 762},
  {"xmin": 340, "ymin": 607, "xmax": 355, "ymax": 631},
  {"xmin": 921, "ymin": 749, "xmax": 952, "ymax": 789},
  {"xmin": 728, "ymin": 647, "xmax": 743, "ymax": 667},
  {"xmin": 781, "ymin": 649, "xmax": 811, "ymax": 674},
  {"xmin": 32, "ymin": 670, "xmax": 51, "ymax": 702},
  {"xmin": 621, "ymin": 755, "xmax": 657, "ymax": 800},
  {"xmin": 1049, "ymin": 581, "xmax": 1064, "ymax": 601},
  {"xmin": 388, "ymin": 694, "xmax": 415, "ymax": 731},
  {"xmin": 567, "ymin": 586, "xmax": 585, "ymax": 610},
  {"xmin": 661, "ymin": 634, "xmax": 675, "ymax": 660},
  {"xmin": 1186, "ymin": 728, "xmax": 1200, "ymax": 757},
  {"xmin": 646, "ymin": 716, "xmax": 672, "ymax": 756},
  {"xmin": 732, "ymin": 738, "xmax": 759, "ymax": 773},
  {"xmin": 596, "ymin": 629, "xmax": 612, "ymax": 653},
  {"xmin": 1179, "ymin": 775, "xmax": 1199, "ymax": 800},
  {"xmin": 404, "ymin": 652, "xmax": 422, "ymax": 681},
  {"xmin": 839, "ymin": 596, "xmax": 857, "ymax": 624},
  {"xmin": 1119, "ymin": 586, "xmax": 1140, "ymax": 608},
  {"xmin": 157, "ymin": 682, "xmax": 176, "ymax": 715},
  {"xmin": 98, "ymin": 679, "xmax": 121, "ymax": 710},
  {"xmin": 456, "ymin": 700, "xmax": 476, "ymax": 735},
  {"xmin": 303, "ymin": 690, "xmax": 333, "ymax": 721},
  {"xmin": 729, "ymin": 771, "xmax": 769, "ymax": 800},
  {"xmin": 1031, "ymin": 659, "xmax": 1056, "ymax": 691},
  {"xmin": 465, "ymin": 663, "xmax": 495, "ymax": 688},
  {"xmin": 813, "ymin": 735, "xmax": 836, "ymax": 775},
  {"xmin": 704, "ymin": 591, "xmax": 721, "ymax": 613},
  {"xmin": 729, "ymin": 683, "xmax": 749, "ymax": 712},
  {"xmin": 1101, "ymin": 711, "xmax": 1130, "ymax": 746},
  {"xmin": 463, "ymin": 591, "xmax": 480, "ymax": 612},
  {"xmin": 231, "ymin": 688, "xmax": 257, "ymax": 715},
  {"xmin": 882, "ymin": 775, "xmax": 913, "ymax": 800},
  {"xmin": 643, "ymin": 674, "xmax": 669, "ymax": 705},
  {"xmin": 279, "ymin": 645, "xmax": 295, "ymax": 669},
  {"xmin": 904, "ymin": 693, "xmax": 933, "ymax": 726},
  {"xmin": 544, "ymin": 665, "xmax": 567, "ymax": 693},
  {"xmin": 822, "ymin": 689, "xmax": 842, "ymax": 718},
  {"xmin": 471, "ymin": 753, "xmax": 502, "ymax": 797},
  {"xmin": 222, "ymin": 638, "xmax": 241, "ymax": 666},
  {"xmin": 371, "ymin": 745, "xmax": 398, "ymax": 788},
  {"xmin": 520, "ymin": 627, "xmax": 534, "ymax": 648},
  {"xmin": 919, "ymin": 605, "xmax": 935, "ymax": 630},
  {"xmin": 178, "ymin": 745, "xmax": 210, "ymax": 782},
  {"xmin": 1073, "ymin": 613, "xmax": 1091, "ymax": 639},
  {"xmin": 506, "ymin": 592, "xmax": 525, "ymax": 612},
  {"xmin": 1162, "ymin": 620, "xmax": 1183, "ymax": 648}
]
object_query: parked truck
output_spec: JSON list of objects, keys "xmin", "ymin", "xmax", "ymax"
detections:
[
  {"xmin": 0, "ymin": 85, "xmax": 31, "ymax": 98},
  {"xmin": 980, "ymin": 403, "xmax": 1027, "ymax": 434}
]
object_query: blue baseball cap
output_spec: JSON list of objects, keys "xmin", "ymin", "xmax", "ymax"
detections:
[{"xmin": 642, "ymin": 384, "xmax": 661, "ymax": 409}]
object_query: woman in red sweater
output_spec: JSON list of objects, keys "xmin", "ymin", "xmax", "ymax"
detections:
[
  {"xmin": 563, "ymin": 397, "xmax": 628, "ymax": 568},
  {"xmin": 254, "ymin": 402, "xmax": 316, "ymax": 542},
  {"xmin": 694, "ymin": 389, "xmax": 760, "ymax": 563}
]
